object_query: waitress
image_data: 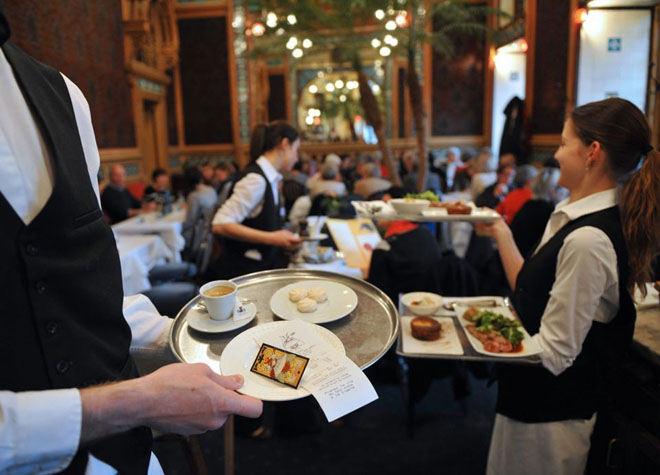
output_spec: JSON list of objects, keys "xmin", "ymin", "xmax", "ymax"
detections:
[
  {"xmin": 477, "ymin": 98, "xmax": 659, "ymax": 474},
  {"xmin": 210, "ymin": 122, "xmax": 302, "ymax": 279}
]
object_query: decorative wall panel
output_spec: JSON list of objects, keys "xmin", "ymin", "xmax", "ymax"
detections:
[
  {"xmin": 531, "ymin": 0, "xmax": 569, "ymax": 134},
  {"xmin": 3, "ymin": 0, "xmax": 136, "ymax": 148},
  {"xmin": 166, "ymin": 70, "xmax": 178, "ymax": 146},
  {"xmin": 268, "ymin": 74, "xmax": 286, "ymax": 121},
  {"xmin": 431, "ymin": 18, "xmax": 486, "ymax": 136},
  {"xmin": 178, "ymin": 17, "xmax": 233, "ymax": 144}
]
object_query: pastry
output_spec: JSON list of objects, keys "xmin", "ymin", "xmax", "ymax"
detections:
[
  {"xmin": 446, "ymin": 202, "xmax": 472, "ymax": 215},
  {"xmin": 296, "ymin": 297, "xmax": 318, "ymax": 313},
  {"xmin": 307, "ymin": 287, "xmax": 327, "ymax": 303},
  {"xmin": 410, "ymin": 316, "xmax": 442, "ymax": 341},
  {"xmin": 288, "ymin": 287, "xmax": 308, "ymax": 302}
]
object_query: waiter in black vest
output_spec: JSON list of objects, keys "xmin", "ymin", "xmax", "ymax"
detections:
[
  {"xmin": 210, "ymin": 122, "xmax": 302, "ymax": 279},
  {"xmin": 0, "ymin": 12, "xmax": 261, "ymax": 474},
  {"xmin": 477, "ymin": 98, "xmax": 660, "ymax": 474}
]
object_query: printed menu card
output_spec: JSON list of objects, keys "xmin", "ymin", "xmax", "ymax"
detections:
[{"xmin": 258, "ymin": 320, "xmax": 378, "ymax": 422}]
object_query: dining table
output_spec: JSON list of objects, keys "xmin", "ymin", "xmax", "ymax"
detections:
[
  {"xmin": 115, "ymin": 233, "xmax": 176, "ymax": 295},
  {"xmin": 112, "ymin": 209, "xmax": 186, "ymax": 262}
]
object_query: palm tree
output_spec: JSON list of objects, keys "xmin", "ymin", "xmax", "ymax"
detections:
[
  {"xmin": 368, "ymin": 1, "xmax": 504, "ymax": 192},
  {"xmin": 251, "ymin": 0, "xmax": 403, "ymax": 185}
]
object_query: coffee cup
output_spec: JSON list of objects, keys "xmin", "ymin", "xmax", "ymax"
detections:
[{"xmin": 200, "ymin": 280, "xmax": 237, "ymax": 320}]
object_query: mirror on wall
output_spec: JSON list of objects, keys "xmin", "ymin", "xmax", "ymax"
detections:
[{"xmin": 295, "ymin": 64, "xmax": 386, "ymax": 144}]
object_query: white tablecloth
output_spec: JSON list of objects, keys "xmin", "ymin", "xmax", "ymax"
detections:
[
  {"xmin": 290, "ymin": 259, "xmax": 364, "ymax": 279},
  {"xmin": 116, "ymin": 234, "xmax": 175, "ymax": 295},
  {"xmin": 112, "ymin": 209, "xmax": 185, "ymax": 262}
]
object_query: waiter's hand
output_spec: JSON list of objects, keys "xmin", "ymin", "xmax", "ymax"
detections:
[
  {"xmin": 137, "ymin": 363, "xmax": 262, "ymax": 435},
  {"xmin": 80, "ymin": 363, "xmax": 262, "ymax": 443},
  {"xmin": 474, "ymin": 218, "xmax": 511, "ymax": 241},
  {"xmin": 269, "ymin": 229, "xmax": 302, "ymax": 248}
]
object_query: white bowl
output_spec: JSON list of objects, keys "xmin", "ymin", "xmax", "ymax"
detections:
[
  {"xmin": 401, "ymin": 292, "xmax": 443, "ymax": 316},
  {"xmin": 389, "ymin": 198, "xmax": 430, "ymax": 215}
]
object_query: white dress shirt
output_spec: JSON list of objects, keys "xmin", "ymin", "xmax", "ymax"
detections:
[
  {"xmin": 212, "ymin": 156, "xmax": 281, "ymax": 225},
  {"xmin": 0, "ymin": 48, "xmax": 169, "ymax": 474},
  {"xmin": 212, "ymin": 156, "xmax": 282, "ymax": 260},
  {"xmin": 488, "ymin": 188, "xmax": 621, "ymax": 475}
]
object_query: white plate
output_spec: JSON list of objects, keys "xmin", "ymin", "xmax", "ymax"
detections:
[
  {"xmin": 421, "ymin": 207, "xmax": 501, "ymax": 222},
  {"xmin": 187, "ymin": 300, "xmax": 257, "ymax": 333},
  {"xmin": 299, "ymin": 233, "xmax": 329, "ymax": 241},
  {"xmin": 400, "ymin": 316, "xmax": 463, "ymax": 356},
  {"xmin": 455, "ymin": 305, "xmax": 542, "ymax": 358},
  {"xmin": 270, "ymin": 280, "xmax": 358, "ymax": 324},
  {"xmin": 219, "ymin": 321, "xmax": 345, "ymax": 401}
]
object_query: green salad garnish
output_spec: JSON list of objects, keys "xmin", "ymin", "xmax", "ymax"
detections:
[
  {"xmin": 473, "ymin": 310, "xmax": 524, "ymax": 346},
  {"xmin": 404, "ymin": 190, "xmax": 440, "ymax": 202}
]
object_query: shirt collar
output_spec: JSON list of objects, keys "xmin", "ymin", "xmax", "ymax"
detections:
[
  {"xmin": 552, "ymin": 188, "xmax": 617, "ymax": 221},
  {"xmin": 256, "ymin": 155, "xmax": 282, "ymax": 186}
]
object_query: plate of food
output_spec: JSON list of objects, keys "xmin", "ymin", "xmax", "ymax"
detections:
[
  {"xmin": 455, "ymin": 305, "xmax": 541, "ymax": 357},
  {"xmin": 400, "ymin": 315, "xmax": 463, "ymax": 355},
  {"xmin": 421, "ymin": 201, "xmax": 501, "ymax": 222},
  {"xmin": 269, "ymin": 280, "xmax": 359, "ymax": 324},
  {"xmin": 219, "ymin": 321, "xmax": 345, "ymax": 401}
]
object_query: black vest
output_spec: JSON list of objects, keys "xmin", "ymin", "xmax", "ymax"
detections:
[
  {"xmin": 496, "ymin": 206, "xmax": 636, "ymax": 423},
  {"xmin": 219, "ymin": 162, "xmax": 283, "ymax": 276},
  {"xmin": 0, "ymin": 42, "xmax": 152, "ymax": 473}
]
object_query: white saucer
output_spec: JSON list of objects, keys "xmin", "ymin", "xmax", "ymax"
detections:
[
  {"xmin": 300, "ymin": 233, "xmax": 328, "ymax": 241},
  {"xmin": 187, "ymin": 300, "xmax": 257, "ymax": 333}
]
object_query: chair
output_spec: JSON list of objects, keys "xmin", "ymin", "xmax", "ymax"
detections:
[
  {"xmin": 126, "ymin": 182, "xmax": 146, "ymax": 202},
  {"xmin": 281, "ymin": 179, "xmax": 307, "ymax": 220},
  {"xmin": 367, "ymin": 227, "xmax": 480, "ymax": 436}
]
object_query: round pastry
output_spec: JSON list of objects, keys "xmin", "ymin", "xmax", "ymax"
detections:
[
  {"xmin": 307, "ymin": 286, "xmax": 327, "ymax": 303},
  {"xmin": 297, "ymin": 297, "xmax": 318, "ymax": 313},
  {"xmin": 410, "ymin": 316, "xmax": 442, "ymax": 341},
  {"xmin": 288, "ymin": 287, "xmax": 308, "ymax": 302},
  {"xmin": 446, "ymin": 202, "xmax": 472, "ymax": 215}
]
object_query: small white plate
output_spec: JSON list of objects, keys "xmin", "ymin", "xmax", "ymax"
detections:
[
  {"xmin": 219, "ymin": 321, "xmax": 345, "ymax": 401},
  {"xmin": 454, "ymin": 305, "xmax": 541, "ymax": 358},
  {"xmin": 187, "ymin": 300, "xmax": 257, "ymax": 333},
  {"xmin": 300, "ymin": 233, "xmax": 329, "ymax": 241},
  {"xmin": 270, "ymin": 280, "xmax": 358, "ymax": 324}
]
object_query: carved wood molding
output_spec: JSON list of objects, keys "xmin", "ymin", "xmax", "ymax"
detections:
[{"xmin": 122, "ymin": 0, "xmax": 179, "ymax": 73}]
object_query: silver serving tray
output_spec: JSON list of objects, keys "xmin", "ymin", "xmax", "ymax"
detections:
[{"xmin": 169, "ymin": 269, "xmax": 399, "ymax": 370}]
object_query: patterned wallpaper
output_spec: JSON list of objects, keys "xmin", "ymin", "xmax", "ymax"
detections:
[
  {"xmin": 531, "ymin": 0, "xmax": 569, "ymax": 135},
  {"xmin": 178, "ymin": 17, "xmax": 233, "ymax": 144},
  {"xmin": 431, "ymin": 24, "xmax": 486, "ymax": 136},
  {"xmin": 3, "ymin": 0, "xmax": 136, "ymax": 148}
]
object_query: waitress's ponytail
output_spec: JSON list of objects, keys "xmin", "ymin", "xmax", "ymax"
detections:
[
  {"xmin": 620, "ymin": 149, "xmax": 660, "ymax": 296},
  {"xmin": 571, "ymin": 98, "xmax": 660, "ymax": 296},
  {"xmin": 249, "ymin": 122, "xmax": 299, "ymax": 163},
  {"xmin": 249, "ymin": 123, "xmax": 268, "ymax": 162}
]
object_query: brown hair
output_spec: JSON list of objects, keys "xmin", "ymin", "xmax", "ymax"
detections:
[
  {"xmin": 249, "ymin": 121, "xmax": 299, "ymax": 162},
  {"xmin": 571, "ymin": 98, "xmax": 660, "ymax": 296}
]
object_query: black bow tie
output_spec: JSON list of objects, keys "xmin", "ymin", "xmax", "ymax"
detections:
[{"xmin": 0, "ymin": 12, "xmax": 10, "ymax": 46}]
